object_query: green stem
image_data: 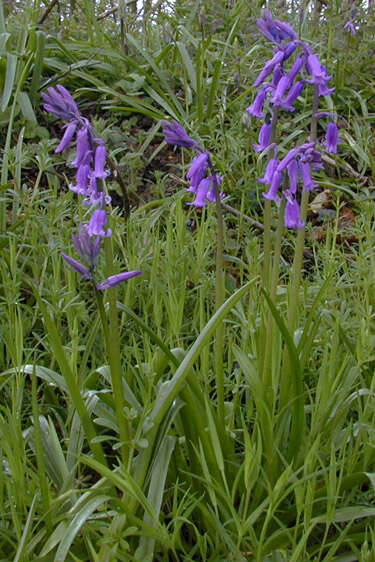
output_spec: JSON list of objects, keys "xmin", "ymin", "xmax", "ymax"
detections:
[
  {"xmin": 215, "ymin": 186, "xmax": 225, "ymax": 432},
  {"xmin": 98, "ymin": 236, "xmax": 131, "ymax": 467}
]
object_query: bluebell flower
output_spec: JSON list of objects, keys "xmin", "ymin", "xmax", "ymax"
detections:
[
  {"xmin": 256, "ymin": 9, "xmax": 297, "ymax": 44},
  {"xmin": 253, "ymin": 123, "xmax": 272, "ymax": 152},
  {"xmin": 325, "ymin": 122, "xmax": 339, "ymax": 154},
  {"xmin": 344, "ymin": 20, "xmax": 356, "ymax": 35},
  {"xmin": 161, "ymin": 120, "xmax": 198, "ymax": 148}
]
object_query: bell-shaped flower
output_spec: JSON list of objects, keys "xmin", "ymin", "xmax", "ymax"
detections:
[
  {"xmin": 269, "ymin": 76, "xmax": 290, "ymax": 106},
  {"xmin": 246, "ymin": 86, "xmax": 269, "ymax": 119},
  {"xmin": 161, "ymin": 120, "xmax": 198, "ymax": 148},
  {"xmin": 55, "ymin": 122, "xmax": 78, "ymax": 153},
  {"xmin": 287, "ymin": 159, "xmax": 298, "ymax": 194},
  {"xmin": 206, "ymin": 174, "xmax": 224, "ymax": 203},
  {"xmin": 93, "ymin": 145, "xmax": 110, "ymax": 179},
  {"xmin": 187, "ymin": 153, "xmax": 209, "ymax": 192},
  {"xmin": 325, "ymin": 122, "xmax": 339, "ymax": 154},
  {"xmin": 69, "ymin": 164, "xmax": 90, "ymax": 195},
  {"xmin": 263, "ymin": 170, "xmax": 283, "ymax": 202},
  {"xmin": 284, "ymin": 193, "xmax": 304, "ymax": 229},
  {"xmin": 300, "ymin": 161, "xmax": 317, "ymax": 191},
  {"xmin": 71, "ymin": 126, "xmax": 92, "ymax": 168},
  {"xmin": 187, "ymin": 178, "xmax": 211, "ymax": 207},
  {"xmin": 256, "ymin": 10, "xmax": 297, "ymax": 44},
  {"xmin": 42, "ymin": 85, "xmax": 80, "ymax": 121},
  {"xmin": 344, "ymin": 20, "xmax": 356, "ymax": 35},
  {"xmin": 253, "ymin": 123, "xmax": 272, "ymax": 152},
  {"xmin": 280, "ymin": 81, "xmax": 304, "ymax": 111},
  {"xmin": 253, "ymin": 51, "xmax": 285, "ymax": 87},
  {"xmin": 61, "ymin": 252, "xmax": 93, "ymax": 279},
  {"xmin": 87, "ymin": 209, "xmax": 112, "ymax": 238},
  {"xmin": 71, "ymin": 225, "xmax": 101, "ymax": 269},
  {"xmin": 305, "ymin": 54, "xmax": 335, "ymax": 96},
  {"xmin": 258, "ymin": 158, "xmax": 279, "ymax": 184},
  {"xmin": 96, "ymin": 270, "xmax": 142, "ymax": 291}
]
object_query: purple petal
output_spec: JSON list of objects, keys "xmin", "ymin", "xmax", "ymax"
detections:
[
  {"xmin": 253, "ymin": 51, "xmax": 285, "ymax": 88},
  {"xmin": 55, "ymin": 122, "xmax": 78, "ymax": 153},
  {"xmin": 287, "ymin": 159, "xmax": 298, "ymax": 195},
  {"xmin": 187, "ymin": 153, "xmax": 209, "ymax": 192},
  {"xmin": 253, "ymin": 122, "xmax": 272, "ymax": 152},
  {"xmin": 161, "ymin": 120, "xmax": 198, "ymax": 148},
  {"xmin": 246, "ymin": 86, "xmax": 269, "ymax": 119},
  {"xmin": 284, "ymin": 196, "xmax": 304, "ymax": 229},
  {"xmin": 61, "ymin": 252, "xmax": 92, "ymax": 279},
  {"xmin": 258, "ymin": 158, "xmax": 279, "ymax": 184},
  {"xmin": 93, "ymin": 145, "xmax": 109, "ymax": 179},
  {"xmin": 325, "ymin": 122, "xmax": 339, "ymax": 154},
  {"xmin": 96, "ymin": 270, "xmax": 142, "ymax": 290},
  {"xmin": 187, "ymin": 178, "xmax": 211, "ymax": 207},
  {"xmin": 263, "ymin": 170, "xmax": 283, "ymax": 202},
  {"xmin": 300, "ymin": 162, "xmax": 316, "ymax": 191},
  {"xmin": 87, "ymin": 209, "xmax": 112, "ymax": 238},
  {"xmin": 71, "ymin": 224, "xmax": 101, "ymax": 268},
  {"xmin": 71, "ymin": 126, "xmax": 92, "ymax": 168}
]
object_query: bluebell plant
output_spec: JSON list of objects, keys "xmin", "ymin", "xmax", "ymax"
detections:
[
  {"xmin": 42, "ymin": 85, "xmax": 142, "ymax": 289},
  {"xmin": 161, "ymin": 119, "xmax": 227, "ymax": 430},
  {"xmin": 247, "ymin": 10, "xmax": 339, "ymax": 229},
  {"xmin": 162, "ymin": 120, "xmax": 224, "ymax": 207}
]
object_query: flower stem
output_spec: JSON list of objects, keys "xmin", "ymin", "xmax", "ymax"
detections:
[
  {"xmin": 97, "ymin": 236, "xmax": 131, "ymax": 467},
  {"xmin": 214, "ymin": 180, "xmax": 225, "ymax": 432}
]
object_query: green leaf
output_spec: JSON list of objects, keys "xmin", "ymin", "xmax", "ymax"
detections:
[
  {"xmin": 1, "ymin": 52, "xmax": 17, "ymax": 111},
  {"xmin": 54, "ymin": 495, "xmax": 110, "ymax": 562}
]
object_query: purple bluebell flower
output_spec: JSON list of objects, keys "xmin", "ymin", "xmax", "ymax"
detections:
[
  {"xmin": 42, "ymin": 85, "xmax": 80, "ymax": 121},
  {"xmin": 300, "ymin": 161, "xmax": 316, "ymax": 191},
  {"xmin": 284, "ymin": 194, "xmax": 304, "ymax": 229},
  {"xmin": 286, "ymin": 57, "xmax": 304, "ymax": 84},
  {"xmin": 287, "ymin": 160, "xmax": 298, "ymax": 194},
  {"xmin": 277, "ymin": 147, "xmax": 300, "ymax": 172},
  {"xmin": 282, "ymin": 41, "xmax": 297, "ymax": 61},
  {"xmin": 187, "ymin": 178, "xmax": 211, "ymax": 207},
  {"xmin": 87, "ymin": 209, "xmax": 112, "ymax": 238},
  {"xmin": 187, "ymin": 153, "xmax": 210, "ymax": 192},
  {"xmin": 70, "ymin": 164, "xmax": 90, "ymax": 195},
  {"xmin": 71, "ymin": 125, "xmax": 92, "ymax": 168},
  {"xmin": 269, "ymin": 76, "xmax": 290, "ymax": 106},
  {"xmin": 72, "ymin": 225, "xmax": 101, "ymax": 269},
  {"xmin": 258, "ymin": 158, "xmax": 279, "ymax": 184},
  {"xmin": 253, "ymin": 51, "xmax": 285, "ymax": 87},
  {"xmin": 61, "ymin": 252, "xmax": 93, "ymax": 279},
  {"xmin": 161, "ymin": 120, "xmax": 198, "ymax": 148},
  {"xmin": 206, "ymin": 174, "xmax": 224, "ymax": 203},
  {"xmin": 280, "ymin": 81, "xmax": 304, "ymax": 111},
  {"xmin": 256, "ymin": 9, "xmax": 297, "ymax": 44},
  {"xmin": 96, "ymin": 270, "xmax": 142, "ymax": 291},
  {"xmin": 263, "ymin": 170, "xmax": 283, "ymax": 202},
  {"xmin": 344, "ymin": 20, "xmax": 356, "ymax": 35},
  {"xmin": 325, "ymin": 122, "xmax": 339, "ymax": 154},
  {"xmin": 253, "ymin": 122, "xmax": 272, "ymax": 152},
  {"xmin": 305, "ymin": 54, "xmax": 335, "ymax": 96},
  {"xmin": 55, "ymin": 122, "xmax": 78, "ymax": 153},
  {"xmin": 93, "ymin": 145, "xmax": 110, "ymax": 179},
  {"xmin": 246, "ymin": 86, "xmax": 269, "ymax": 119}
]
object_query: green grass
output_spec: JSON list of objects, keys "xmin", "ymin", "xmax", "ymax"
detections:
[{"xmin": 1, "ymin": 0, "xmax": 375, "ymax": 560}]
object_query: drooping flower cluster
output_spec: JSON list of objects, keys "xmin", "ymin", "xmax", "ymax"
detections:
[
  {"xmin": 43, "ymin": 85, "xmax": 141, "ymax": 289},
  {"xmin": 161, "ymin": 120, "xmax": 224, "ymax": 207},
  {"xmin": 247, "ymin": 10, "xmax": 339, "ymax": 228}
]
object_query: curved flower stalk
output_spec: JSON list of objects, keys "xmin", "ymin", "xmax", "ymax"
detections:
[
  {"xmin": 161, "ymin": 119, "xmax": 227, "ymax": 433},
  {"xmin": 43, "ymin": 85, "xmax": 142, "ymax": 290},
  {"xmin": 161, "ymin": 120, "xmax": 225, "ymax": 207},
  {"xmin": 43, "ymin": 85, "xmax": 142, "ymax": 468},
  {"xmin": 247, "ymin": 9, "xmax": 338, "ymax": 229}
]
